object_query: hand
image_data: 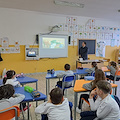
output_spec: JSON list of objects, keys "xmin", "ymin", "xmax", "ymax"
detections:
[{"xmin": 89, "ymin": 90, "xmax": 97, "ymax": 99}]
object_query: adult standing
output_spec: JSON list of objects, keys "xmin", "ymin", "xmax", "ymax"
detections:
[{"xmin": 79, "ymin": 42, "xmax": 88, "ymax": 60}]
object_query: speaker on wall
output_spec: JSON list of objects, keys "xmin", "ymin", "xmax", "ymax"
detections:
[
  {"xmin": 68, "ymin": 36, "xmax": 71, "ymax": 44},
  {"xmin": 36, "ymin": 34, "xmax": 39, "ymax": 44}
]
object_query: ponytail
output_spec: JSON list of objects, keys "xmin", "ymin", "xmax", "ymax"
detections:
[{"xmin": 3, "ymin": 77, "xmax": 7, "ymax": 84}]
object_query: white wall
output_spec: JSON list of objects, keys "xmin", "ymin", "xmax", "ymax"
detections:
[{"xmin": 0, "ymin": 8, "xmax": 120, "ymax": 45}]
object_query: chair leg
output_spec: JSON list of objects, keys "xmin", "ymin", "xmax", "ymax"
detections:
[{"xmin": 64, "ymin": 90, "xmax": 67, "ymax": 98}]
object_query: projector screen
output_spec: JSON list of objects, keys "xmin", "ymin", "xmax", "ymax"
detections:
[{"xmin": 39, "ymin": 34, "xmax": 68, "ymax": 58}]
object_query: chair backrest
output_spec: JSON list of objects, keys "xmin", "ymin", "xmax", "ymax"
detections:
[
  {"xmin": 91, "ymin": 71, "xmax": 95, "ymax": 77},
  {"xmin": 63, "ymin": 75, "xmax": 75, "ymax": 82},
  {"xmin": 115, "ymin": 70, "xmax": 120, "ymax": 76},
  {"xmin": 0, "ymin": 105, "xmax": 20, "ymax": 120}
]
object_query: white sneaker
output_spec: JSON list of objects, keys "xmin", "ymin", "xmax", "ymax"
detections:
[{"xmin": 76, "ymin": 107, "xmax": 81, "ymax": 113}]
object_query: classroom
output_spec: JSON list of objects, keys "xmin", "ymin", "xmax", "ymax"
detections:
[{"xmin": 0, "ymin": 0, "xmax": 120, "ymax": 120}]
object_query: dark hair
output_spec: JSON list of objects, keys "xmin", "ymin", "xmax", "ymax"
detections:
[
  {"xmin": 0, "ymin": 84, "xmax": 15, "ymax": 100},
  {"xmin": 110, "ymin": 61, "xmax": 118, "ymax": 70},
  {"xmin": 83, "ymin": 42, "xmax": 86, "ymax": 45},
  {"xmin": 3, "ymin": 70, "xmax": 16, "ymax": 84},
  {"xmin": 91, "ymin": 69, "xmax": 106, "ymax": 90},
  {"xmin": 96, "ymin": 80, "xmax": 112, "ymax": 94},
  {"xmin": 64, "ymin": 64, "xmax": 70, "ymax": 70},
  {"xmin": 91, "ymin": 62, "xmax": 98, "ymax": 70},
  {"xmin": 49, "ymin": 88, "xmax": 63, "ymax": 104}
]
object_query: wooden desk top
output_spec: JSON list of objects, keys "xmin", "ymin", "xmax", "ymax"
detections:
[
  {"xmin": 101, "ymin": 67, "xmax": 110, "ymax": 72},
  {"xmin": 74, "ymin": 80, "xmax": 118, "ymax": 92}
]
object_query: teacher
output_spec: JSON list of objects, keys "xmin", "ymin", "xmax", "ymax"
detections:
[{"xmin": 79, "ymin": 42, "xmax": 88, "ymax": 60}]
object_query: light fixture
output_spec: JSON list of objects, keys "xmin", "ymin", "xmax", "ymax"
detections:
[{"xmin": 54, "ymin": 0, "xmax": 84, "ymax": 8}]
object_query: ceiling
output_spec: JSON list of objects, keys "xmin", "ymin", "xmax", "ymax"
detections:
[{"xmin": 0, "ymin": 0, "xmax": 120, "ymax": 20}]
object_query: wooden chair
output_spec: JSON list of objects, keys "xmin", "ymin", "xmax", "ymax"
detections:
[{"xmin": 0, "ymin": 105, "xmax": 20, "ymax": 120}]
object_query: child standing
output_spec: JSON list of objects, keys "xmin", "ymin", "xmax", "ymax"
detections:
[
  {"xmin": 35, "ymin": 88, "xmax": 70, "ymax": 120},
  {"xmin": 85, "ymin": 62, "xmax": 98, "ymax": 74},
  {"xmin": 106, "ymin": 61, "xmax": 118, "ymax": 80},
  {"xmin": 56, "ymin": 64, "xmax": 74, "ymax": 88},
  {"xmin": 0, "ymin": 84, "xmax": 25, "ymax": 110},
  {"xmin": 81, "ymin": 80, "xmax": 120, "ymax": 120}
]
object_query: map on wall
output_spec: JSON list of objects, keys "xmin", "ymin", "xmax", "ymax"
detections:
[{"xmin": 42, "ymin": 37, "xmax": 65, "ymax": 49}]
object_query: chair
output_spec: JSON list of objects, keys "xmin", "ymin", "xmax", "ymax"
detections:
[
  {"xmin": 113, "ymin": 70, "xmax": 120, "ymax": 83},
  {"xmin": 57, "ymin": 75, "xmax": 75, "ymax": 97},
  {"xmin": 0, "ymin": 105, "xmax": 20, "ymax": 120},
  {"xmin": 107, "ymin": 70, "xmax": 120, "ymax": 83},
  {"xmin": 91, "ymin": 71, "xmax": 95, "ymax": 77}
]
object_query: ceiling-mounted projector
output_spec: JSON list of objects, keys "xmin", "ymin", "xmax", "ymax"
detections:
[{"xmin": 49, "ymin": 25, "xmax": 60, "ymax": 32}]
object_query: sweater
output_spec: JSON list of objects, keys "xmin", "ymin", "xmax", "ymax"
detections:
[
  {"xmin": 85, "ymin": 67, "xmax": 95, "ymax": 74},
  {"xmin": 57, "ymin": 70, "xmax": 74, "ymax": 87},
  {"xmin": 35, "ymin": 98, "xmax": 70, "ymax": 120},
  {"xmin": 5, "ymin": 78, "xmax": 20, "ymax": 87},
  {"xmin": 0, "ymin": 94, "xmax": 25, "ymax": 110},
  {"xmin": 89, "ymin": 94, "xmax": 120, "ymax": 120},
  {"xmin": 107, "ymin": 66, "xmax": 116, "ymax": 77}
]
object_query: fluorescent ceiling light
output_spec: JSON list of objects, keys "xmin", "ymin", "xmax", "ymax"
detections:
[{"xmin": 54, "ymin": 0, "xmax": 84, "ymax": 8}]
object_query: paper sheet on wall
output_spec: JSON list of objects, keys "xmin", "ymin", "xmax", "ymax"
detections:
[
  {"xmin": 96, "ymin": 41, "xmax": 106, "ymax": 57},
  {"xmin": 1, "ymin": 37, "xmax": 9, "ymax": 47},
  {"xmin": 71, "ymin": 17, "xmax": 77, "ymax": 25},
  {"xmin": 111, "ymin": 39, "xmax": 115, "ymax": 47},
  {"xmin": 66, "ymin": 17, "xmax": 71, "ymax": 24},
  {"xmin": 63, "ymin": 24, "xmax": 68, "ymax": 31}
]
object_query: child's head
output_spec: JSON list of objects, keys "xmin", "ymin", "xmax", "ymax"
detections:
[
  {"xmin": 64, "ymin": 64, "xmax": 70, "ymax": 71},
  {"xmin": 3, "ymin": 70, "xmax": 16, "ymax": 84},
  {"xmin": 110, "ymin": 61, "xmax": 118, "ymax": 70},
  {"xmin": 96, "ymin": 80, "xmax": 112, "ymax": 98},
  {"xmin": 92, "ymin": 69, "xmax": 106, "ymax": 89},
  {"xmin": 91, "ymin": 62, "xmax": 98, "ymax": 70},
  {"xmin": 0, "ymin": 84, "xmax": 15, "ymax": 100},
  {"xmin": 49, "ymin": 88, "xmax": 63, "ymax": 104}
]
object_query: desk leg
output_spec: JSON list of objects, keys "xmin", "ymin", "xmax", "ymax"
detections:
[
  {"xmin": 46, "ymin": 79, "xmax": 48, "ymax": 100},
  {"xmin": 74, "ymin": 92, "xmax": 77, "ymax": 120},
  {"xmin": 115, "ymin": 87, "xmax": 117, "ymax": 95},
  {"xmin": 27, "ymin": 102, "xmax": 30, "ymax": 120},
  {"xmin": 20, "ymin": 103, "xmax": 25, "ymax": 120},
  {"xmin": 36, "ymin": 81, "xmax": 38, "ymax": 107},
  {"xmin": 48, "ymin": 79, "xmax": 50, "ymax": 95}
]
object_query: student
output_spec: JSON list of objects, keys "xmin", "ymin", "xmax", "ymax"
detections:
[
  {"xmin": 85, "ymin": 62, "xmax": 98, "ymax": 74},
  {"xmin": 106, "ymin": 61, "xmax": 119, "ymax": 80},
  {"xmin": 0, "ymin": 84, "xmax": 25, "ymax": 110},
  {"xmin": 76, "ymin": 69, "xmax": 106, "ymax": 113},
  {"xmin": 80, "ymin": 80, "xmax": 120, "ymax": 120},
  {"xmin": 35, "ymin": 88, "xmax": 70, "ymax": 120},
  {"xmin": 3, "ymin": 70, "xmax": 28, "ymax": 111},
  {"xmin": 3, "ymin": 70, "xmax": 20, "ymax": 87},
  {"xmin": 56, "ymin": 64, "xmax": 74, "ymax": 88}
]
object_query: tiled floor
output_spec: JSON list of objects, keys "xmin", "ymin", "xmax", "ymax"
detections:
[{"xmin": 19, "ymin": 73, "xmax": 120, "ymax": 120}]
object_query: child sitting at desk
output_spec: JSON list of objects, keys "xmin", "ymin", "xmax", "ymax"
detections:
[
  {"xmin": 3, "ymin": 70, "xmax": 21, "ymax": 87},
  {"xmin": 106, "ymin": 61, "xmax": 119, "ymax": 81},
  {"xmin": 80, "ymin": 80, "xmax": 120, "ymax": 120},
  {"xmin": 56, "ymin": 64, "xmax": 74, "ymax": 88},
  {"xmin": 85, "ymin": 62, "xmax": 98, "ymax": 74},
  {"xmin": 3, "ymin": 70, "xmax": 29, "ymax": 111},
  {"xmin": 0, "ymin": 84, "xmax": 25, "ymax": 110},
  {"xmin": 35, "ymin": 88, "xmax": 70, "ymax": 120},
  {"xmin": 76, "ymin": 69, "xmax": 106, "ymax": 113}
]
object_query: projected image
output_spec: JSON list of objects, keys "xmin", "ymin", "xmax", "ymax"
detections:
[{"xmin": 42, "ymin": 37, "xmax": 65, "ymax": 49}]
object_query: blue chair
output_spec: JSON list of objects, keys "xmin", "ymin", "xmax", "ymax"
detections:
[
  {"xmin": 57, "ymin": 75, "xmax": 75, "ymax": 97},
  {"xmin": 91, "ymin": 71, "xmax": 95, "ymax": 77}
]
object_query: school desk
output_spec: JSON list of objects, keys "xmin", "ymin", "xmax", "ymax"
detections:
[
  {"xmin": 101, "ymin": 67, "xmax": 110, "ymax": 72},
  {"xmin": 46, "ymin": 70, "xmax": 64, "ymax": 99},
  {"xmin": 15, "ymin": 87, "xmax": 47, "ymax": 120},
  {"xmin": 73, "ymin": 80, "xmax": 118, "ymax": 120},
  {"xmin": 0, "ymin": 76, "xmax": 38, "ymax": 90},
  {"xmin": 76, "ymin": 59, "xmax": 105, "ymax": 69}
]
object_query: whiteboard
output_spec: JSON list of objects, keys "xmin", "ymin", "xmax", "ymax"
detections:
[{"xmin": 39, "ymin": 34, "xmax": 68, "ymax": 58}]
